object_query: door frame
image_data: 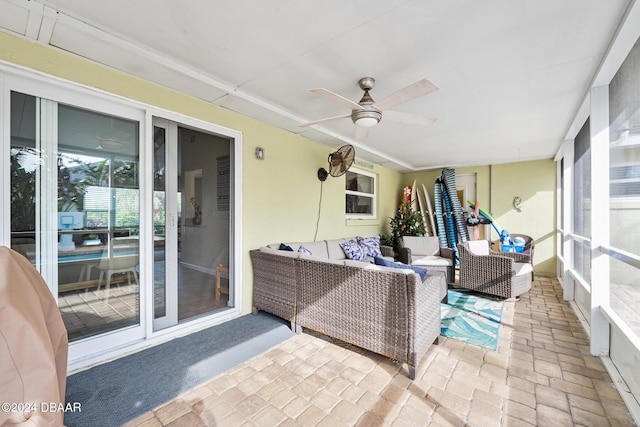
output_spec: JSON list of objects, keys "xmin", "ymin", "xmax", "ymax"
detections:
[
  {"xmin": 1, "ymin": 62, "xmax": 243, "ymax": 372},
  {"xmin": 151, "ymin": 117, "xmax": 179, "ymax": 331},
  {"xmin": 144, "ymin": 109, "xmax": 243, "ymax": 342},
  {"xmin": 3, "ymin": 73, "xmax": 149, "ymax": 365}
]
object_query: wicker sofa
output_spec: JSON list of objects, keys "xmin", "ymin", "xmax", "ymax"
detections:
[{"xmin": 250, "ymin": 238, "xmax": 446, "ymax": 379}]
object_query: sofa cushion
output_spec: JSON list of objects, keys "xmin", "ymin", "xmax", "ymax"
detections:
[
  {"xmin": 402, "ymin": 236, "xmax": 440, "ymax": 256},
  {"xmin": 373, "ymin": 257, "xmax": 428, "ymax": 281},
  {"xmin": 412, "ymin": 255, "xmax": 453, "ymax": 267},
  {"xmin": 259, "ymin": 246, "xmax": 300, "ymax": 258},
  {"xmin": 340, "ymin": 239, "xmax": 365, "ymax": 261},
  {"xmin": 268, "ymin": 242, "xmax": 301, "ymax": 252},
  {"xmin": 513, "ymin": 262, "xmax": 533, "ymax": 277},
  {"xmin": 326, "ymin": 238, "xmax": 351, "ymax": 260},
  {"xmin": 357, "ymin": 236, "xmax": 382, "ymax": 258},
  {"xmin": 301, "ymin": 241, "xmax": 329, "ymax": 258}
]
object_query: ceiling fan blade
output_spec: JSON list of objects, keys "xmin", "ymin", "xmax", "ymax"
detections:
[
  {"xmin": 309, "ymin": 88, "xmax": 364, "ymax": 111},
  {"xmin": 373, "ymin": 78, "xmax": 439, "ymax": 111},
  {"xmin": 383, "ymin": 110, "xmax": 437, "ymax": 127},
  {"xmin": 354, "ymin": 126, "xmax": 369, "ymax": 140},
  {"xmin": 298, "ymin": 114, "xmax": 350, "ymax": 128}
]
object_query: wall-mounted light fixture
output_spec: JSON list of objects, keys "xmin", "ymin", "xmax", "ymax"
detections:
[
  {"xmin": 513, "ymin": 196, "xmax": 522, "ymax": 212},
  {"xmin": 255, "ymin": 147, "xmax": 265, "ymax": 160}
]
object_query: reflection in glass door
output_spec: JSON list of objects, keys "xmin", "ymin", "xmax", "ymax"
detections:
[
  {"xmin": 152, "ymin": 119, "xmax": 232, "ymax": 330},
  {"xmin": 178, "ymin": 126, "xmax": 232, "ymax": 321},
  {"xmin": 10, "ymin": 91, "xmax": 142, "ymax": 342}
]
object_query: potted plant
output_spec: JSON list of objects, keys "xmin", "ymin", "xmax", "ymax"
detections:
[{"xmin": 386, "ymin": 200, "xmax": 426, "ymax": 255}]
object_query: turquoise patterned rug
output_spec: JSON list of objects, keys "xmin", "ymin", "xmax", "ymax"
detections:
[{"xmin": 441, "ymin": 287, "xmax": 504, "ymax": 350}]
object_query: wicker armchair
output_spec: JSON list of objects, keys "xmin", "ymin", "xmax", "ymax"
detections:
[
  {"xmin": 505, "ymin": 234, "xmax": 534, "ymax": 276},
  {"xmin": 398, "ymin": 236, "xmax": 455, "ymax": 283},
  {"xmin": 458, "ymin": 240, "xmax": 532, "ymax": 299}
]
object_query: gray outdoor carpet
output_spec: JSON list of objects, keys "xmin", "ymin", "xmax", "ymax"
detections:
[{"xmin": 64, "ymin": 312, "xmax": 294, "ymax": 427}]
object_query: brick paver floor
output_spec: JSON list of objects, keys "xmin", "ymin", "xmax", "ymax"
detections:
[{"xmin": 123, "ymin": 276, "xmax": 637, "ymax": 426}]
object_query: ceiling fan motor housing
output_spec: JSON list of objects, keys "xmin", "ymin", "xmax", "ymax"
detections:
[
  {"xmin": 352, "ymin": 77, "xmax": 381, "ymax": 127},
  {"xmin": 358, "ymin": 77, "xmax": 375, "ymax": 91}
]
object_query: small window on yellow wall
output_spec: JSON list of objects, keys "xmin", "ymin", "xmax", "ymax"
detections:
[{"xmin": 346, "ymin": 168, "xmax": 376, "ymax": 219}]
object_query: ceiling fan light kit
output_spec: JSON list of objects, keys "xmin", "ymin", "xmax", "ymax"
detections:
[
  {"xmin": 96, "ymin": 130, "xmax": 132, "ymax": 152},
  {"xmin": 352, "ymin": 110, "xmax": 381, "ymax": 128},
  {"xmin": 97, "ymin": 137, "xmax": 124, "ymax": 152}
]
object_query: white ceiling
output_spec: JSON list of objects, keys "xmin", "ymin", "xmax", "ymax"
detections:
[{"xmin": 1, "ymin": 0, "xmax": 633, "ymax": 171}]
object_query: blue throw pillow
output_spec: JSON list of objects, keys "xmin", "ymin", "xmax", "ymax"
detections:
[
  {"xmin": 279, "ymin": 243, "xmax": 294, "ymax": 251},
  {"xmin": 298, "ymin": 245, "xmax": 312, "ymax": 255},
  {"xmin": 373, "ymin": 257, "xmax": 428, "ymax": 281},
  {"xmin": 340, "ymin": 239, "xmax": 365, "ymax": 261},
  {"xmin": 357, "ymin": 236, "xmax": 382, "ymax": 258}
]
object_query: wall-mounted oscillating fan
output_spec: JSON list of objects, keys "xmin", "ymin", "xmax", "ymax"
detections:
[{"xmin": 317, "ymin": 144, "xmax": 355, "ymax": 181}]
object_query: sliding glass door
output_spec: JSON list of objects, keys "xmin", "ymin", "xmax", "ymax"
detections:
[
  {"xmin": 4, "ymin": 74, "xmax": 239, "ymax": 368},
  {"xmin": 153, "ymin": 118, "xmax": 233, "ymax": 331},
  {"xmin": 10, "ymin": 91, "xmax": 143, "ymax": 342}
]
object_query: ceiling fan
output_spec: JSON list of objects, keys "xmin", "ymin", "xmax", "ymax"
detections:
[{"xmin": 299, "ymin": 77, "xmax": 439, "ymax": 139}]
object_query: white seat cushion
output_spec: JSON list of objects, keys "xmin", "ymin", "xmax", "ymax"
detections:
[
  {"xmin": 348, "ymin": 263, "xmax": 413, "ymax": 275},
  {"xmin": 513, "ymin": 262, "xmax": 534, "ymax": 277},
  {"xmin": 343, "ymin": 259, "xmax": 370, "ymax": 268},
  {"xmin": 412, "ymin": 255, "xmax": 453, "ymax": 267}
]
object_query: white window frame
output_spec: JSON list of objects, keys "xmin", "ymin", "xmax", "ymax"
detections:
[{"xmin": 345, "ymin": 167, "xmax": 376, "ymax": 219}]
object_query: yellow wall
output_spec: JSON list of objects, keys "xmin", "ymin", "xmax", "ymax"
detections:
[
  {"xmin": 0, "ymin": 31, "xmax": 558, "ymax": 301},
  {"xmin": 0, "ymin": 32, "xmax": 402, "ymax": 313},
  {"xmin": 404, "ymin": 160, "xmax": 557, "ymax": 275}
]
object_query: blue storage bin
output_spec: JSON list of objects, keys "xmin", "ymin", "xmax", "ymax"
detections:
[{"xmin": 502, "ymin": 244, "xmax": 524, "ymax": 253}]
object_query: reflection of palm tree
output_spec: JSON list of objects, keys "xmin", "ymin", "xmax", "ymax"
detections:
[
  {"xmin": 58, "ymin": 154, "xmax": 138, "ymax": 212},
  {"xmin": 10, "ymin": 147, "xmax": 37, "ymax": 232},
  {"xmin": 11, "ymin": 146, "xmax": 141, "ymax": 231},
  {"xmin": 57, "ymin": 154, "xmax": 109, "ymax": 213}
]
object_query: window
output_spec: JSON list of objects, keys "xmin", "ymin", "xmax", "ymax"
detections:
[
  {"xmin": 608, "ymin": 36, "xmax": 640, "ymax": 339},
  {"xmin": 610, "ymin": 161, "xmax": 640, "ymax": 198},
  {"xmin": 345, "ymin": 168, "xmax": 376, "ymax": 218},
  {"xmin": 573, "ymin": 118, "xmax": 591, "ymax": 284}
]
